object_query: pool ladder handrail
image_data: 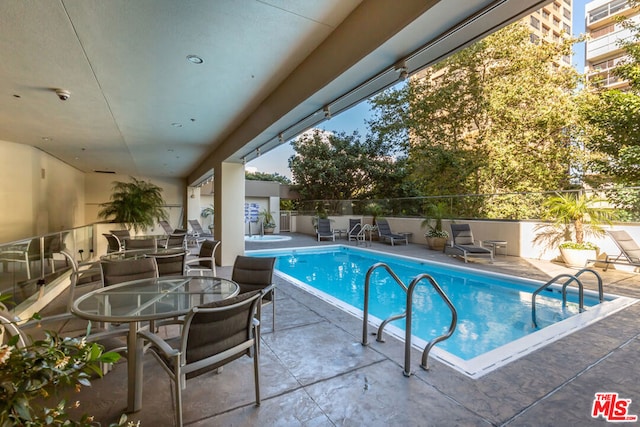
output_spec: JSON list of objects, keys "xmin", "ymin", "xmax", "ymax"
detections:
[
  {"xmin": 361, "ymin": 262, "xmax": 457, "ymax": 377},
  {"xmin": 531, "ymin": 268, "xmax": 603, "ymax": 328},
  {"xmin": 354, "ymin": 223, "xmax": 373, "ymax": 246}
]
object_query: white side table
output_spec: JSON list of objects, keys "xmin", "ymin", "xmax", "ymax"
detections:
[{"xmin": 482, "ymin": 240, "xmax": 507, "ymax": 256}]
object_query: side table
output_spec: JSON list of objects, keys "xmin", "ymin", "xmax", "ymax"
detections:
[{"xmin": 482, "ymin": 240, "xmax": 507, "ymax": 256}]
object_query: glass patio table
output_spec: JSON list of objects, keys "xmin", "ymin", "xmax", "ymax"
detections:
[{"xmin": 71, "ymin": 275, "xmax": 239, "ymax": 413}]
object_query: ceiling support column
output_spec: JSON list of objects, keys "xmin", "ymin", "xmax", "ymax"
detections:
[{"xmin": 214, "ymin": 161, "xmax": 245, "ymax": 266}]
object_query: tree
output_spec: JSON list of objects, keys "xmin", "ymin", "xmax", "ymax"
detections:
[
  {"xmin": 245, "ymin": 171, "xmax": 291, "ymax": 185},
  {"xmin": 369, "ymin": 22, "xmax": 582, "ymax": 218},
  {"xmin": 578, "ymin": 7, "xmax": 640, "ymax": 219},
  {"xmin": 288, "ymin": 129, "xmax": 409, "ymax": 202}
]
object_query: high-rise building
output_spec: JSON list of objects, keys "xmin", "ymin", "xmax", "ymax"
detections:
[
  {"xmin": 585, "ymin": 0, "xmax": 640, "ymax": 89},
  {"xmin": 528, "ymin": 0, "xmax": 573, "ymax": 65}
]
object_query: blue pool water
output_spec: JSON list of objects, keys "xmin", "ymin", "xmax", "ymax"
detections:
[{"xmin": 249, "ymin": 245, "xmax": 630, "ymax": 373}]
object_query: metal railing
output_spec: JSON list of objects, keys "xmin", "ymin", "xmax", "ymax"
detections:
[
  {"xmin": 531, "ymin": 268, "xmax": 603, "ymax": 328},
  {"xmin": 0, "ymin": 225, "xmax": 95, "ymax": 311},
  {"xmin": 361, "ymin": 263, "xmax": 457, "ymax": 376},
  {"xmin": 298, "ymin": 187, "xmax": 640, "ymax": 221}
]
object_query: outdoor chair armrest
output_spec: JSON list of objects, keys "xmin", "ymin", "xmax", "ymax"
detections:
[{"xmin": 137, "ymin": 329, "xmax": 180, "ymax": 358}]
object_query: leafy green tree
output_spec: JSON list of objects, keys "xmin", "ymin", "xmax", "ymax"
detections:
[
  {"xmin": 369, "ymin": 22, "xmax": 582, "ymax": 218},
  {"xmin": 245, "ymin": 171, "xmax": 291, "ymax": 185},
  {"xmin": 288, "ymin": 129, "xmax": 409, "ymax": 202},
  {"xmin": 579, "ymin": 7, "xmax": 640, "ymax": 219}
]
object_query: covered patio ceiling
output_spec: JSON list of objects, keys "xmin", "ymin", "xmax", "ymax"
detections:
[{"xmin": 0, "ymin": 0, "xmax": 549, "ymax": 185}]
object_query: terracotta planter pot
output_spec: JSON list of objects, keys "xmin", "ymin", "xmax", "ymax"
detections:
[{"xmin": 426, "ymin": 236, "xmax": 447, "ymax": 252}]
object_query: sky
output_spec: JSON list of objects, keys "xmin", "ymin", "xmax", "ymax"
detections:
[{"xmin": 248, "ymin": 0, "xmax": 591, "ymax": 180}]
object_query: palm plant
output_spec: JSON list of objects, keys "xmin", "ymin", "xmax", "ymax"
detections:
[
  {"xmin": 542, "ymin": 192, "xmax": 616, "ymax": 249},
  {"xmin": 98, "ymin": 177, "xmax": 168, "ymax": 233},
  {"xmin": 421, "ymin": 202, "xmax": 449, "ymax": 238}
]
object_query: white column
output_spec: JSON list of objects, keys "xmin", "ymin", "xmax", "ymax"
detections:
[{"xmin": 215, "ymin": 162, "xmax": 245, "ymax": 266}]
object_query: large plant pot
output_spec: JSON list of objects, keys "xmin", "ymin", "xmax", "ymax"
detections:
[
  {"xmin": 559, "ymin": 247, "xmax": 597, "ymax": 268},
  {"xmin": 426, "ymin": 236, "xmax": 447, "ymax": 252}
]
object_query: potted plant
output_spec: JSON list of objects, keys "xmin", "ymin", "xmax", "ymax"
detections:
[
  {"xmin": 98, "ymin": 177, "xmax": 168, "ymax": 234},
  {"xmin": 201, "ymin": 204, "xmax": 214, "ymax": 232},
  {"xmin": 259, "ymin": 209, "xmax": 276, "ymax": 234},
  {"xmin": 541, "ymin": 192, "xmax": 616, "ymax": 267},
  {"xmin": 421, "ymin": 202, "xmax": 449, "ymax": 251}
]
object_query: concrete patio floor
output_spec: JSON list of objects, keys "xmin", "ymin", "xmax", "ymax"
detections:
[{"xmin": 67, "ymin": 233, "xmax": 640, "ymax": 426}]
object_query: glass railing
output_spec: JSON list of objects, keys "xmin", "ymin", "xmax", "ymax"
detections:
[
  {"xmin": 297, "ymin": 188, "xmax": 640, "ymax": 221},
  {"xmin": 0, "ymin": 225, "xmax": 94, "ymax": 313}
]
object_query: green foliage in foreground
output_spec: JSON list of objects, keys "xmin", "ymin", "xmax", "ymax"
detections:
[{"xmin": 0, "ymin": 327, "xmax": 129, "ymax": 426}]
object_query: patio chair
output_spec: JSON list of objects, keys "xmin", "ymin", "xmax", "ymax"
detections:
[
  {"xmin": 445, "ymin": 223, "xmax": 493, "ymax": 263},
  {"xmin": 599, "ymin": 230, "xmax": 640, "ymax": 271},
  {"xmin": 316, "ymin": 218, "xmax": 335, "ymax": 241},
  {"xmin": 147, "ymin": 251, "xmax": 187, "ymax": 276},
  {"xmin": 159, "ymin": 220, "xmax": 174, "ymax": 235},
  {"xmin": 109, "ymin": 229, "xmax": 130, "ymax": 247},
  {"xmin": 124, "ymin": 237, "xmax": 157, "ymax": 251},
  {"xmin": 185, "ymin": 240, "xmax": 220, "ymax": 276},
  {"xmin": 100, "ymin": 257, "xmax": 159, "ymax": 287},
  {"xmin": 137, "ymin": 290, "xmax": 264, "ymax": 427},
  {"xmin": 163, "ymin": 230, "xmax": 188, "ymax": 250},
  {"xmin": 232, "ymin": 255, "xmax": 276, "ymax": 332},
  {"xmin": 103, "ymin": 233, "xmax": 123, "ymax": 254},
  {"xmin": 188, "ymin": 219, "xmax": 213, "ymax": 239},
  {"xmin": 1, "ymin": 250, "xmax": 128, "ymax": 359},
  {"xmin": 375, "ymin": 219, "xmax": 408, "ymax": 246}
]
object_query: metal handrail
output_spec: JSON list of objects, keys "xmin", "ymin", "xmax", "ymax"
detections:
[
  {"xmin": 406, "ymin": 273, "xmax": 457, "ymax": 375},
  {"xmin": 531, "ymin": 274, "xmax": 585, "ymax": 328},
  {"xmin": 361, "ymin": 263, "xmax": 457, "ymax": 377},
  {"xmin": 362, "ymin": 263, "xmax": 407, "ymax": 346},
  {"xmin": 574, "ymin": 268, "xmax": 604, "ymax": 303}
]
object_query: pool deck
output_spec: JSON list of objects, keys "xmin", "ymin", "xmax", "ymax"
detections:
[{"xmin": 69, "ymin": 233, "xmax": 640, "ymax": 426}]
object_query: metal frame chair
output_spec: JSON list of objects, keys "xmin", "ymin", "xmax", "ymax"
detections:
[
  {"xmin": 231, "ymin": 256, "xmax": 276, "ymax": 332},
  {"xmin": 445, "ymin": 223, "xmax": 493, "ymax": 263},
  {"xmin": 137, "ymin": 290, "xmax": 265, "ymax": 427},
  {"xmin": 316, "ymin": 218, "xmax": 335, "ymax": 241},
  {"xmin": 185, "ymin": 240, "xmax": 220, "ymax": 276}
]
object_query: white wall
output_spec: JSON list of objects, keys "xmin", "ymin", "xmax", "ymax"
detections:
[
  {"xmin": 0, "ymin": 140, "xmax": 85, "ymax": 242},
  {"xmin": 296, "ymin": 214, "xmax": 640, "ymax": 261},
  {"xmin": 84, "ymin": 173, "xmax": 185, "ymax": 235},
  {"xmin": 0, "ymin": 139, "xmax": 186, "ymax": 245}
]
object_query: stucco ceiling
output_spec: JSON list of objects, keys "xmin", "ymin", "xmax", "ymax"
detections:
[{"xmin": 0, "ymin": 0, "xmax": 549, "ymax": 184}]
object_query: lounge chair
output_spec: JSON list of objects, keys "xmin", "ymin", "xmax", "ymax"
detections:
[
  {"xmin": 189, "ymin": 219, "xmax": 213, "ymax": 239},
  {"xmin": 598, "ymin": 230, "xmax": 640, "ymax": 271},
  {"xmin": 188, "ymin": 219, "xmax": 214, "ymax": 243},
  {"xmin": 375, "ymin": 219, "xmax": 408, "ymax": 246},
  {"xmin": 348, "ymin": 218, "xmax": 362, "ymax": 242},
  {"xmin": 158, "ymin": 220, "xmax": 173, "ymax": 235},
  {"xmin": 445, "ymin": 223, "xmax": 493, "ymax": 263},
  {"xmin": 316, "ymin": 218, "xmax": 335, "ymax": 241}
]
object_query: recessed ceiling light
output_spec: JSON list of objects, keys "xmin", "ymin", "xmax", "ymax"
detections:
[
  {"xmin": 171, "ymin": 123, "xmax": 183, "ymax": 128},
  {"xmin": 41, "ymin": 137, "xmax": 52, "ymax": 141},
  {"xmin": 186, "ymin": 55, "xmax": 204, "ymax": 64}
]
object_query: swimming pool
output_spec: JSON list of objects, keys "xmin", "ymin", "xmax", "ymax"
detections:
[{"xmin": 249, "ymin": 245, "xmax": 637, "ymax": 377}]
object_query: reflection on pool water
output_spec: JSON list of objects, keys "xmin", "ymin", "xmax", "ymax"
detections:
[
  {"xmin": 244, "ymin": 235, "xmax": 292, "ymax": 242},
  {"xmin": 248, "ymin": 245, "xmax": 637, "ymax": 377}
]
